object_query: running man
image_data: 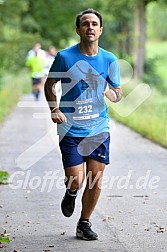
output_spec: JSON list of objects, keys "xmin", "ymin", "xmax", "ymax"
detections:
[{"xmin": 44, "ymin": 8, "xmax": 122, "ymax": 240}]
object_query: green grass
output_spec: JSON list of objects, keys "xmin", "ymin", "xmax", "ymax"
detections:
[
  {"xmin": 109, "ymin": 40, "xmax": 167, "ymax": 148},
  {"xmin": 0, "ymin": 71, "xmax": 31, "ymax": 186},
  {"xmin": 0, "ymin": 237, "xmax": 10, "ymax": 243},
  {"xmin": 109, "ymin": 85, "xmax": 167, "ymax": 148},
  {"xmin": 0, "ymin": 170, "xmax": 9, "ymax": 184},
  {"xmin": 0, "ymin": 70, "xmax": 31, "ymax": 122}
]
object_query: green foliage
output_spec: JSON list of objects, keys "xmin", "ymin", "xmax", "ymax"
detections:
[
  {"xmin": 145, "ymin": 41, "xmax": 167, "ymax": 92},
  {"xmin": 142, "ymin": 57, "xmax": 162, "ymax": 90},
  {"xmin": 0, "ymin": 170, "xmax": 9, "ymax": 185},
  {"xmin": 147, "ymin": 1, "xmax": 167, "ymax": 40},
  {"xmin": 21, "ymin": 14, "xmax": 41, "ymax": 33},
  {"xmin": 0, "ymin": 237, "xmax": 10, "ymax": 243},
  {"xmin": 0, "ymin": 0, "xmax": 43, "ymax": 77},
  {"xmin": 98, "ymin": 0, "xmax": 134, "ymax": 55},
  {"xmin": 0, "ymin": 0, "xmax": 133, "ymax": 77},
  {"xmin": 0, "ymin": 0, "xmax": 166, "ymax": 76},
  {"xmin": 27, "ymin": 0, "xmax": 80, "ymax": 48}
]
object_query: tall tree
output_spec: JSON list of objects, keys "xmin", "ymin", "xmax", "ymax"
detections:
[
  {"xmin": 133, "ymin": 0, "xmax": 167, "ymax": 80},
  {"xmin": 133, "ymin": 0, "xmax": 147, "ymax": 80}
]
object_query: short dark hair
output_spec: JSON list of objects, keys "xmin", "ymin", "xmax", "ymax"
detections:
[{"xmin": 76, "ymin": 8, "xmax": 103, "ymax": 28}]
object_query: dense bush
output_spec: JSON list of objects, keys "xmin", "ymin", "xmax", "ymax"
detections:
[{"xmin": 142, "ymin": 57, "xmax": 163, "ymax": 91}]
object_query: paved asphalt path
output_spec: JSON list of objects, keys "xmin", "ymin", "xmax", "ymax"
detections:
[{"xmin": 0, "ymin": 93, "xmax": 167, "ymax": 252}]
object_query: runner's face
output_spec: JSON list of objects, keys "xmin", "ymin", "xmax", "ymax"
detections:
[{"xmin": 76, "ymin": 13, "xmax": 103, "ymax": 42}]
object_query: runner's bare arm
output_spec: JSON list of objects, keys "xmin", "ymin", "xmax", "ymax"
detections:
[{"xmin": 44, "ymin": 78, "xmax": 67, "ymax": 123}]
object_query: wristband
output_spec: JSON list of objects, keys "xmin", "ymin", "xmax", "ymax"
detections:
[
  {"xmin": 114, "ymin": 89, "xmax": 120, "ymax": 99},
  {"xmin": 51, "ymin": 107, "xmax": 59, "ymax": 113}
]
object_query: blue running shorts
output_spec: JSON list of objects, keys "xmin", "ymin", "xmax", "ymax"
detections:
[{"xmin": 59, "ymin": 132, "xmax": 110, "ymax": 168}]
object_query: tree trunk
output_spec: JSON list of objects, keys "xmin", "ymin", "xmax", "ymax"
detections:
[
  {"xmin": 134, "ymin": 1, "xmax": 146, "ymax": 80},
  {"xmin": 117, "ymin": 21, "xmax": 132, "ymax": 58}
]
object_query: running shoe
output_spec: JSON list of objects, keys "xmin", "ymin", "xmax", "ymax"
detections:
[
  {"xmin": 76, "ymin": 220, "xmax": 98, "ymax": 240},
  {"xmin": 61, "ymin": 189, "xmax": 77, "ymax": 217}
]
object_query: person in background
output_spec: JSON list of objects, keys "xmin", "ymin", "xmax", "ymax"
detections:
[
  {"xmin": 26, "ymin": 46, "xmax": 45, "ymax": 100},
  {"xmin": 26, "ymin": 42, "xmax": 46, "ymax": 60},
  {"xmin": 43, "ymin": 46, "xmax": 57, "ymax": 84}
]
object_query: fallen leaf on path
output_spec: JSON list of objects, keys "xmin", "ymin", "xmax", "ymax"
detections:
[
  {"xmin": 150, "ymin": 222, "xmax": 156, "ymax": 225},
  {"xmin": 157, "ymin": 226, "xmax": 166, "ymax": 233},
  {"xmin": 102, "ymin": 216, "xmax": 114, "ymax": 222},
  {"xmin": 1, "ymin": 230, "xmax": 10, "ymax": 237},
  {"xmin": 107, "ymin": 216, "xmax": 114, "ymax": 220}
]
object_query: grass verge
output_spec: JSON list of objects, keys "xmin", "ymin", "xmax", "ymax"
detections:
[
  {"xmin": 108, "ymin": 85, "xmax": 167, "ymax": 148},
  {"xmin": 0, "ymin": 70, "xmax": 31, "ymax": 122},
  {"xmin": 109, "ymin": 40, "xmax": 167, "ymax": 148},
  {"xmin": 0, "ymin": 70, "xmax": 31, "ymax": 185}
]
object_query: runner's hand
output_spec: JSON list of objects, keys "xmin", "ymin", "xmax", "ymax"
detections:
[
  {"xmin": 103, "ymin": 89, "xmax": 117, "ymax": 102},
  {"xmin": 51, "ymin": 108, "xmax": 67, "ymax": 124}
]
